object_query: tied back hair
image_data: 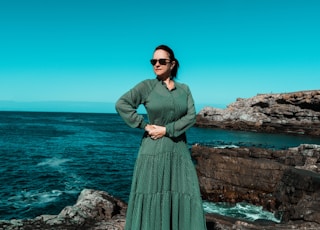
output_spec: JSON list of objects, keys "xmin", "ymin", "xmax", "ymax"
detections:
[{"xmin": 154, "ymin": 45, "xmax": 179, "ymax": 78}]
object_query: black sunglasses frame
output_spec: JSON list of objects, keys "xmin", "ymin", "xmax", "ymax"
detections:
[{"xmin": 150, "ymin": 59, "xmax": 171, "ymax": 66}]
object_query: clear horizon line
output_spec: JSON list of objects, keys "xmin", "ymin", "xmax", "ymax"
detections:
[{"xmin": 0, "ymin": 100, "xmax": 227, "ymax": 114}]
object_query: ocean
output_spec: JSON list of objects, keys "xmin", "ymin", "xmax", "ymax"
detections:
[{"xmin": 1, "ymin": 111, "xmax": 320, "ymax": 222}]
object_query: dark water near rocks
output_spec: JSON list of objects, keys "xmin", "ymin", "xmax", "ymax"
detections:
[{"xmin": 1, "ymin": 111, "xmax": 320, "ymax": 222}]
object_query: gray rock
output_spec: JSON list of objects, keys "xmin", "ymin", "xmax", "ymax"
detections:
[
  {"xmin": 0, "ymin": 189, "xmax": 126, "ymax": 230},
  {"xmin": 196, "ymin": 90, "xmax": 320, "ymax": 136}
]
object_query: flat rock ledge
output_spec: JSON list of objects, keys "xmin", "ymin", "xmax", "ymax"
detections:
[{"xmin": 196, "ymin": 90, "xmax": 320, "ymax": 136}]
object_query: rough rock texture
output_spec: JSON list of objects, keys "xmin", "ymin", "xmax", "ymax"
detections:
[
  {"xmin": 0, "ymin": 189, "xmax": 127, "ymax": 230},
  {"xmin": 192, "ymin": 144, "xmax": 320, "ymax": 229},
  {"xmin": 196, "ymin": 90, "xmax": 320, "ymax": 136}
]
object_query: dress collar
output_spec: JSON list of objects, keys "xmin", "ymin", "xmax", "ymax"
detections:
[{"xmin": 161, "ymin": 80, "xmax": 176, "ymax": 91}]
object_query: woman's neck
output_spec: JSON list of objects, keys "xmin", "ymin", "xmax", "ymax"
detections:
[{"xmin": 162, "ymin": 78, "xmax": 175, "ymax": 91}]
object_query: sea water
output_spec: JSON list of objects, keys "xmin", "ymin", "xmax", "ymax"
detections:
[{"xmin": 1, "ymin": 111, "xmax": 320, "ymax": 222}]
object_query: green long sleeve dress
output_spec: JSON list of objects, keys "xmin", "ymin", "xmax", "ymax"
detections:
[{"xmin": 116, "ymin": 78, "xmax": 207, "ymax": 230}]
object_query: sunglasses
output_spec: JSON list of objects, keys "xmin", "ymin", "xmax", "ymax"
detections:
[{"xmin": 150, "ymin": 59, "xmax": 171, "ymax": 66}]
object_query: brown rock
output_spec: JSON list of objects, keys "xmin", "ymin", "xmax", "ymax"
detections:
[{"xmin": 193, "ymin": 144, "xmax": 320, "ymax": 229}]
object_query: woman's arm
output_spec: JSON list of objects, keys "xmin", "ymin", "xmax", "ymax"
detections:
[{"xmin": 115, "ymin": 80, "xmax": 152, "ymax": 129}]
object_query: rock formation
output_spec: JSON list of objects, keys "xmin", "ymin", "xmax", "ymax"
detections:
[
  {"xmin": 0, "ymin": 189, "xmax": 127, "ymax": 230},
  {"xmin": 192, "ymin": 143, "xmax": 320, "ymax": 229},
  {"xmin": 196, "ymin": 90, "xmax": 320, "ymax": 136}
]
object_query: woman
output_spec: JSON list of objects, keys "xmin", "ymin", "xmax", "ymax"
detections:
[{"xmin": 116, "ymin": 45, "xmax": 207, "ymax": 230}]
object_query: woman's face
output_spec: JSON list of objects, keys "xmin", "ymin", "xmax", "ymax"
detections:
[{"xmin": 152, "ymin": 49, "xmax": 175, "ymax": 80}]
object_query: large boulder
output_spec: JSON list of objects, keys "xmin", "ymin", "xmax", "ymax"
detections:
[{"xmin": 196, "ymin": 90, "xmax": 320, "ymax": 136}]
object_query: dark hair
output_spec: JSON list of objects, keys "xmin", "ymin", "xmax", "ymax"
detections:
[{"xmin": 154, "ymin": 45, "xmax": 179, "ymax": 78}]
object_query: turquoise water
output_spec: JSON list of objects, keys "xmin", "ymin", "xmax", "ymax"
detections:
[{"xmin": 1, "ymin": 111, "xmax": 319, "ymax": 221}]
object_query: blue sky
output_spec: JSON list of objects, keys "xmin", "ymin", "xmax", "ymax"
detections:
[{"xmin": 1, "ymin": 0, "xmax": 319, "ymax": 113}]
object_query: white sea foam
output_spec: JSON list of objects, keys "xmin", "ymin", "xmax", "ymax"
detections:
[
  {"xmin": 8, "ymin": 190, "xmax": 63, "ymax": 208},
  {"xmin": 214, "ymin": 144, "xmax": 239, "ymax": 149},
  {"xmin": 37, "ymin": 157, "xmax": 71, "ymax": 168},
  {"xmin": 37, "ymin": 190, "xmax": 63, "ymax": 204},
  {"xmin": 203, "ymin": 201, "xmax": 281, "ymax": 223}
]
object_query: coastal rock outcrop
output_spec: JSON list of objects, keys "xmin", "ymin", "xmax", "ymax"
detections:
[
  {"xmin": 0, "ymin": 189, "xmax": 127, "ymax": 230},
  {"xmin": 196, "ymin": 90, "xmax": 320, "ymax": 136},
  {"xmin": 192, "ymin": 144, "xmax": 320, "ymax": 229}
]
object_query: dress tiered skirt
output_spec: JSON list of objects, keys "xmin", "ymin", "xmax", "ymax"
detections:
[{"xmin": 124, "ymin": 135, "xmax": 207, "ymax": 230}]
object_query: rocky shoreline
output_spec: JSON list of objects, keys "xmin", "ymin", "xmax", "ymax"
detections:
[
  {"xmin": 196, "ymin": 90, "xmax": 320, "ymax": 136},
  {"xmin": 0, "ymin": 189, "xmax": 127, "ymax": 230},
  {"xmin": 192, "ymin": 90, "xmax": 320, "ymax": 229},
  {"xmin": 2, "ymin": 144, "xmax": 320, "ymax": 229},
  {"xmin": 2, "ymin": 90, "xmax": 320, "ymax": 229}
]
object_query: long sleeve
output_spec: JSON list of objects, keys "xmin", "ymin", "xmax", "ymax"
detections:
[
  {"xmin": 165, "ymin": 85, "xmax": 196, "ymax": 137},
  {"xmin": 115, "ymin": 79, "xmax": 155, "ymax": 129}
]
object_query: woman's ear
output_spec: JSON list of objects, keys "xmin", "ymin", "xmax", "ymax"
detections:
[{"xmin": 170, "ymin": 61, "xmax": 176, "ymax": 70}]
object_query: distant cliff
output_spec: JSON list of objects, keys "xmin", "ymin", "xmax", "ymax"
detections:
[{"xmin": 196, "ymin": 90, "xmax": 320, "ymax": 136}]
